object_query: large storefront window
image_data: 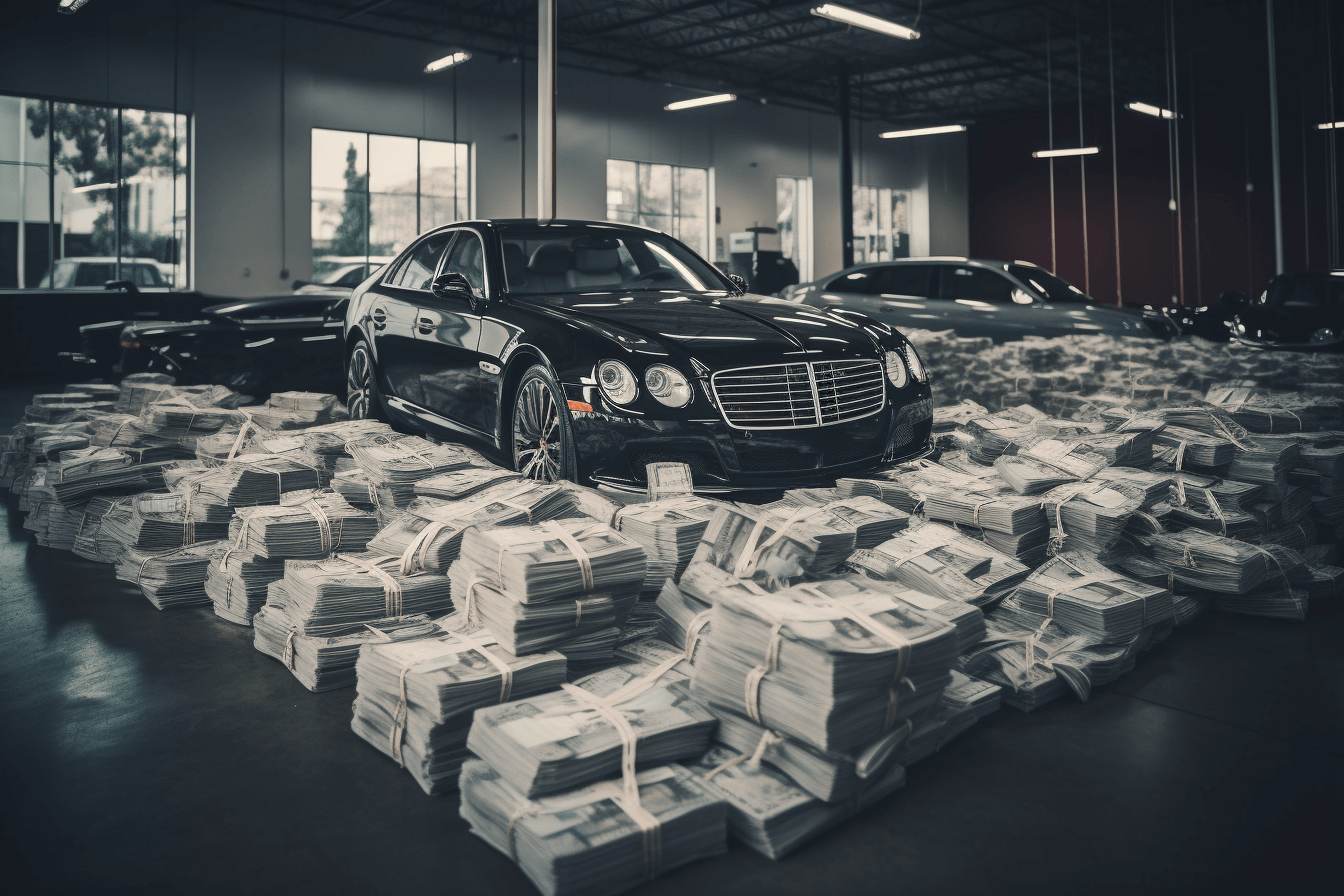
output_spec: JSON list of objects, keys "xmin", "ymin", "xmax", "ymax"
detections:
[
  {"xmin": 853, "ymin": 184, "xmax": 911, "ymax": 264},
  {"xmin": 777, "ymin": 175, "xmax": 813, "ymax": 282},
  {"xmin": 311, "ymin": 128, "xmax": 469, "ymax": 285},
  {"xmin": 0, "ymin": 94, "xmax": 189, "ymax": 289},
  {"xmin": 606, "ymin": 159, "xmax": 709, "ymax": 258}
]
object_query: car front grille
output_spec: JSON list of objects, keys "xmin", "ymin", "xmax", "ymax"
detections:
[{"xmin": 710, "ymin": 359, "xmax": 885, "ymax": 430}]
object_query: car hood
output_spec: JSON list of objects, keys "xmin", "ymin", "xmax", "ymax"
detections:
[{"xmin": 515, "ymin": 290, "xmax": 888, "ymax": 367}]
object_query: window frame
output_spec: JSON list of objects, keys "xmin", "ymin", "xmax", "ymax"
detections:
[{"xmin": 604, "ymin": 158, "xmax": 711, "ymax": 259}]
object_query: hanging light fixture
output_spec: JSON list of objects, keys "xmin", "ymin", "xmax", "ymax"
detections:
[
  {"xmin": 1126, "ymin": 101, "xmax": 1181, "ymax": 119},
  {"xmin": 1318, "ymin": 121, "xmax": 1344, "ymax": 130},
  {"xmin": 1033, "ymin": 147, "xmax": 1100, "ymax": 158},
  {"xmin": 664, "ymin": 94, "xmax": 737, "ymax": 111},
  {"xmin": 810, "ymin": 5, "xmax": 920, "ymax": 40},
  {"xmin": 424, "ymin": 50, "xmax": 472, "ymax": 73},
  {"xmin": 879, "ymin": 124, "xmax": 967, "ymax": 139}
]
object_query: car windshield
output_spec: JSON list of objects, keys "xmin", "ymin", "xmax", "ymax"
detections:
[
  {"xmin": 1008, "ymin": 264, "xmax": 1092, "ymax": 303},
  {"xmin": 497, "ymin": 223, "xmax": 733, "ymax": 296}
]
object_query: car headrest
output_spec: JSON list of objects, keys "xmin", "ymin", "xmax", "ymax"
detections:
[
  {"xmin": 502, "ymin": 242, "xmax": 527, "ymax": 275},
  {"xmin": 575, "ymin": 247, "xmax": 620, "ymax": 274},
  {"xmin": 529, "ymin": 243, "xmax": 572, "ymax": 275}
]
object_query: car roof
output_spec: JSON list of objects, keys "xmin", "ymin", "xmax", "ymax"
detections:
[{"xmin": 55, "ymin": 256, "xmax": 159, "ymax": 264}]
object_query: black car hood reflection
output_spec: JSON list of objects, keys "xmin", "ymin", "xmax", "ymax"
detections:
[{"xmin": 514, "ymin": 290, "xmax": 882, "ymax": 366}]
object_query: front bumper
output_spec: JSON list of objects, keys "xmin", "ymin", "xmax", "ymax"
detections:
[{"xmin": 564, "ymin": 383, "xmax": 934, "ymax": 493}]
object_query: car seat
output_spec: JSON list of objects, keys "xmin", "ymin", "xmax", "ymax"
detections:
[
  {"xmin": 527, "ymin": 244, "xmax": 572, "ymax": 293},
  {"xmin": 565, "ymin": 246, "xmax": 623, "ymax": 289}
]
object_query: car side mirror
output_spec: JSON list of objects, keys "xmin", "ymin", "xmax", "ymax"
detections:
[
  {"xmin": 1011, "ymin": 288, "xmax": 1034, "ymax": 305},
  {"xmin": 727, "ymin": 273, "xmax": 748, "ymax": 294},
  {"xmin": 104, "ymin": 279, "xmax": 138, "ymax": 293},
  {"xmin": 431, "ymin": 271, "xmax": 474, "ymax": 300}
]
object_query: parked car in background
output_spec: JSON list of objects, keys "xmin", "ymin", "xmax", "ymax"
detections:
[
  {"xmin": 345, "ymin": 219, "xmax": 934, "ymax": 492},
  {"xmin": 39, "ymin": 256, "xmax": 171, "ymax": 290},
  {"xmin": 784, "ymin": 257, "xmax": 1175, "ymax": 341},
  {"xmin": 76, "ymin": 294, "xmax": 348, "ymax": 394},
  {"xmin": 294, "ymin": 257, "xmax": 391, "ymax": 295},
  {"xmin": 1232, "ymin": 271, "xmax": 1344, "ymax": 351}
]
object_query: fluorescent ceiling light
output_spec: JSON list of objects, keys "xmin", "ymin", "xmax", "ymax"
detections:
[
  {"xmin": 1126, "ymin": 101, "xmax": 1180, "ymax": 119},
  {"xmin": 424, "ymin": 50, "xmax": 472, "ymax": 73},
  {"xmin": 811, "ymin": 4, "xmax": 920, "ymax": 40},
  {"xmin": 1033, "ymin": 147, "xmax": 1100, "ymax": 158},
  {"xmin": 1318, "ymin": 121, "xmax": 1344, "ymax": 130},
  {"xmin": 71, "ymin": 182, "xmax": 117, "ymax": 194},
  {"xmin": 664, "ymin": 93, "xmax": 736, "ymax": 111},
  {"xmin": 879, "ymin": 124, "xmax": 966, "ymax": 139},
  {"xmin": 58, "ymin": 0, "xmax": 94, "ymax": 13}
]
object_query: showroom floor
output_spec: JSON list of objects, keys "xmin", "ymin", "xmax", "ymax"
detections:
[{"xmin": 1, "ymin": 382, "xmax": 1341, "ymax": 896}]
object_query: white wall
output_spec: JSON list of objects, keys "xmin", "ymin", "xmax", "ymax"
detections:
[{"xmin": 0, "ymin": 0, "xmax": 969, "ymax": 297}]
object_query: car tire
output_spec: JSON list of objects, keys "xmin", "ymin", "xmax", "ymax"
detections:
[
  {"xmin": 511, "ymin": 364, "xmax": 576, "ymax": 483},
  {"xmin": 346, "ymin": 338, "xmax": 384, "ymax": 421}
]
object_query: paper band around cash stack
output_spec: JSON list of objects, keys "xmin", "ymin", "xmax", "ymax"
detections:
[
  {"xmin": 704, "ymin": 729, "xmax": 782, "ymax": 782},
  {"xmin": 336, "ymin": 554, "xmax": 404, "ymax": 616}
]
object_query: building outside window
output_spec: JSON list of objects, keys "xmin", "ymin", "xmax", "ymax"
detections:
[
  {"xmin": 853, "ymin": 184, "xmax": 911, "ymax": 264},
  {"xmin": 776, "ymin": 175, "xmax": 813, "ymax": 282},
  {"xmin": 605, "ymin": 159, "xmax": 709, "ymax": 258},
  {"xmin": 311, "ymin": 128, "xmax": 469, "ymax": 285},
  {"xmin": 0, "ymin": 94, "xmax": 189, "ymax": 289}
]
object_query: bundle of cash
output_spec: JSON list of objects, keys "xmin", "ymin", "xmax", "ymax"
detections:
[
  {"xmin": 1091, "ymin": 467, "xmax": 1174, "ymax": 507},
  {"xmin": 458, "ymin": 759, "xmax": 726, "ymax": 896},
  {"xmin": 331, "ymin": 467, "xmax": 380, "ymax": 510},
  {"xmin": 1076, "ymin": 427, "xmax": 1155, "ymax": 466},
  {"xmin": 943, "ymin": 669, "xmax": 1002, "ymax": 720},
  {"xmin": 347, "ymin": 433, "xmax": 481, "ymax": 506},
  {"xmin": 227, "ymin": 492, "xmax": 379, "ymax": 559},
  {"xmin": 97, "ymin": 488, "xmax": 232, "ymax": 552},
  {"xmin": 1225, "ymin": 443, "xmax": 1297, "ymax": 500},
  {"xmin": 766, "ymin": 492, "xmax": 911, "ymax": 552},
  {"xmin": 1205, "ymin": 384, "xmax": 1344, "ymax": 433},
  {"xmin": 645, "ymin": 461, "xmax": 695, "ymax": 500},
  {"xmin": 655, "ymin": 578, "xmax": 717, "ymax": 662},
  {"xmin": 690, "ymin": 578, "xmax": 960, "ymax": 754},
  {"xmin": 1213, "ymin": 587, "xmax": 1309, "ymax": 620},
  {"xmin": 686, "ymin": 744, "xmax": 905, "ymax": 860},
  {"xmin": 206, "ymin": 551, "xmax": 287, "ymax": 624},
  {"xmin": 1152, "ymin": 425, "xmax": 1237, "ymax": 469},
  {"xmin": 412, "ymin": 466, "xmax": 525, "ymax": 502},
  {"xmin": 993, "ymin": 439, "xmax": 1109, "ymax": 495},
  {"xmin": 278, "ymin": 552, "xmax": 454, "ymax": 636},
  {"xmin": 688, "ymin": 505, "xmax": 829, "ymax": 592},
  {"xmin": 137, "ymin": 399, "xmax": 243, "ymax": 447},
  {"xmin": 1012, "ymin": 552, "xmax": 1171, "ymax": 642},
  {"xmin": 352, "ymin": 629, "xmax": 567, "ymax": 793},
  {"xmin": 1167, "ymin": 484, "xmax": 1263, "ymax": 539},
  {"xmin": 72, "ymin": 496, "xmax": 135, "ymax": 562},
  {"xmin": 446, "ymin": 560, "xmax": 633, "ymax": 656},
  {"xmin": 115, "ymin": 541, "xmax": 223, "ymax": 609},
  {"xmin": 63, "ymin": 383, "xmax": 122, "ymax": 400},
  {"xmin": 457, "ymin": 518, "xmax": 648, "ymax": 603},
  {"xmin": 164, "ymin": 455, "xmax": 323, "ymax": 506},
  {"xmin": 371, "ymin": 481, "xmax": 580, "ymax": 574},
  {"xmin": 846, "ymin": 523, "xmax": 1029, "ymax": 607},
  {"xmin": 253, "ymin": 582, "xmax": 439, "ymax": 691},
  {"xmin": 613, "ymin": 496, "xmax": 725, "ymax": 583},
  {"xmin": 837, "ymin": 458, "xmax": 999, "ymax": 513},
  {"xmin": 1147, "ymin": 530, "xmax": 1272, "ymax": 593},
  {"xmin": 113, "ymin": 379, "xmax": 178, "ymax": 415},
  {"xmin": 830, "ymin": 574, "xmax": 986, "ymax": 655},
  {"xmin": 467, "ymin": 657, "xmax": 715, "ymax": 798},
  {"xmin": 959, "ymin": 405, "xmax": 1049, "ymax": 461},
  {"xmin": 1115, "ymin": 552, "xmax": 1215, "ymax": 626},
  {"xmin": 46, "ymin": 448, "xmax": 169, "ymax": 505},
  {"xmin": 1038, "ymin": 480, "xmax": 1142, "ymax": 556}
]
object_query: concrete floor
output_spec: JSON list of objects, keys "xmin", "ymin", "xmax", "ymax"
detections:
[{"xmin": 1, "ymin": 383, "xmax": 1341, "ymax": 895}]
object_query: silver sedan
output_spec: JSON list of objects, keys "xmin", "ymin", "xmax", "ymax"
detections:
[{"xmin": 785, "ymin": 257, "xmax": 1173, "ymax": 341}]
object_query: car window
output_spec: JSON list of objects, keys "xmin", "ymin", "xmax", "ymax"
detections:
[
  {"xmin": 1274, "ymin": 279, "xmax": 1344, "ymax": 311},
  {"xmin": 332, "ymin": 266, "xmax": 366, "ymax": 287},
  {"xmin": 874, "ymin": 265, "xmax": 935, "ymax": 297},
  {"xmin": 941, "ymin": 266, "xmax": 1013, "ymax": 302},
  {"xmin": 441, "ymin": 231, "xmax": 486, "ymax": 299},
  {"xmin": 72, "ymin": 263, "xmax": 115, "ymax": 287},
  {"xmin": 1006, "ymin": 264, "xmax": 1088, "ymax": 302},
  {"xmin": 388, "ymin": 232, "xmax": 452, "ymax": 290},
  {"xmin": 134, "ymin": 265, "xmax": 163, "ymax": 287},
  {"xmin": 826, "ymin": 269, "xmax": 884, "ymax": 295}
]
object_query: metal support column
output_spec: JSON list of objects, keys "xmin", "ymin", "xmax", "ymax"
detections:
[
  {"xmin": 537, "ymin": 0, "xmax": 557, "ymax": 220},
  {"xmin": 1267, "ymin": 0, "xmax": 1284, "ymax": 274},
  {"xmin": 839, "ymin": 73, "xmax": 854, "ymax": 269}
]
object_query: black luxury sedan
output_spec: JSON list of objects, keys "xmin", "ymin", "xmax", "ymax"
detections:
[
  {"xmin": 345, "ymin": 219, "xmax": 934, "ymax": 492},
  {"xmin": 784, "ymin": 257, "xmax": 1176, "ymax": 341},
  {"xmin": 1231, "ymin": 270, "xmax": 1344, "ymax": 351},
  {"xmin": 83, "ymin": 294, "xmax": 350, "ymax": 394}
]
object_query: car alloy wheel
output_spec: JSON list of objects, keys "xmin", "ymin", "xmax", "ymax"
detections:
[
  {"xmin": 1309, "ymin": 327, "xmax": 1337, "ymax": 345},
  {"xmin": 346, "ymin": 340, "xmax": 379, "ymax": 420},
  {"xmin": 512, "ymin": 365, "xmax": 572, "ymax": 482}
]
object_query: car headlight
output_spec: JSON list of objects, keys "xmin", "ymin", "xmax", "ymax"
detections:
[
  {"xmin": 598, "ymin": 360, "xmax": 638, "ymax": 404},
  {"xmin": 644, "ymin": 364, "xmax": 693, "ymax": 408},
  {"xmin": 903, "ymin": 344, "xmax": 926, "ymax": 382},
  {"xmin": 884, "ymin": 350, "xmax": 909, "ymax": 389}
]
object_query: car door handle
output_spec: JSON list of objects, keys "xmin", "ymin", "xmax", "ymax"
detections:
[
  {"xmin": 417, "ymin": 317, "xmax": 436, "ymax": 335},
  {"xmin": 371, "ymin": 307, "xmax": 387, "ymax": 330}
]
